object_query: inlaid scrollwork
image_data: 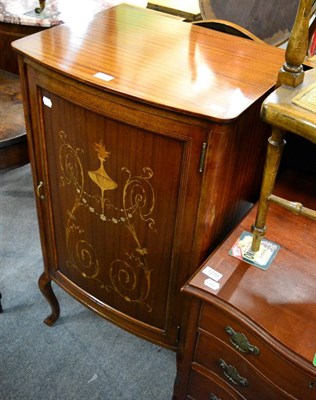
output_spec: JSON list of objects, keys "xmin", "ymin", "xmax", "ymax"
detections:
[
  {"xmin": 59, "ymin": 131, "xmax": 102, "ymax": 285},
  {"xmin": 59, "ymin": 130, "xmax": 84, "ymax": 190},
  {"xmin": 108, "ymin": 254, "xmax": 152, "ymax": 311},
  {"xmin": 105, "ymin": 166, "xmax": 155, "ymax": 310},
  {"xmin": 58, "ymin": 131, "xmax": 156, "ymax": 311},
  {"xmin": 122, "ymin": 166, "xmax": 155, "ymax": 228}
]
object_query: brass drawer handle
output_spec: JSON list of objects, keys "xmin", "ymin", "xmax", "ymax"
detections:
[
  {"xmin": 209, "ymin": 393, "xmax": 222, "ymax": 400},
  {"xmin": 218, "ymin": 358, "xmax": 248, "ymax": 387},
  {"xmin": 225, "ymin": 326, "xmax": 260, "ymax": 355},
  {"xmin": 36, "ymin": 181, "xmax": 45, "ymax": 200}
]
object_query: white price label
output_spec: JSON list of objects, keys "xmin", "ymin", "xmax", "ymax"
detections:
[
  {"xmin": 93, "ymin": 72, "xmax": 114, "ymax": 82},
  {"xmin": 204, "ymin": 278, "xmax": 220, "ymax": 291},
  {"xmin": 202, "ymin": 266, "xmax": 223, "ymax": 281},
  {"xmin": 43, "ymin": 96, "xmax": 52, "ymax": 108}
]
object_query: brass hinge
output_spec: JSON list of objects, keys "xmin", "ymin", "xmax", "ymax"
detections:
[{"xmin": 199, "ymin": 142, "xmax": 207, "ymax": 173}]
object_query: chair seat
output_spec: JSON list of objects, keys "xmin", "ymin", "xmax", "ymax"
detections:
[
  {"xmin": 0, "ymin": 69, "xmax": 28, "ymax": 170},
  {"xmin": 261, "ymin": 68, "xmax": 316, "ymax": 144}
]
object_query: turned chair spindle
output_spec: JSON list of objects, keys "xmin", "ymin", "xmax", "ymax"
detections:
[{"xmin": 251, "ymin": 0, "xmax": 316, "ymax": 252}]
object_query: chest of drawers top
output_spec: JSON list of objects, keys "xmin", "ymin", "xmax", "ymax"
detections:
[
  {"xmin": 12, "ymin": 4, "xmax": 285, "ymax": 122},
  {"xmin": 184, "ymin": 198, "xmax": 316, "ymax": 370}
]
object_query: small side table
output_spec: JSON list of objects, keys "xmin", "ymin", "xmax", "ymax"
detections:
[
  {"xmin": 0, "ymin": 0, "xmax": 121, "ymax": 170},
  {"xmin": 0, "ymin": 0, "xmax": 58, "ymax": 170},
  {"xmin": 0, "ymin": 69, "xmax": 28, "ymax": 171}
]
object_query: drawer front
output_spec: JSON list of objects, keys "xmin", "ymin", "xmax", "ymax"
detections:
[
  {"xmin": 199, "ymin": 303, "xmax": 316, "ymax": 399},
  {"xmin": 187, "ymin": 366, "xmax": 245, "ymax": 400},
  {"xmin": 194, "ymin": 332, "xmax": 292, "ymax": 400}
]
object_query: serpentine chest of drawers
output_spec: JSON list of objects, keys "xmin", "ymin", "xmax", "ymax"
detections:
[
  {"xmin": 12, "ymin": 4, "xmax": 285, "ymax": 348},
  {"xmin": 173, "ymin": 178, "xmax": 316, "ymax": 399}
]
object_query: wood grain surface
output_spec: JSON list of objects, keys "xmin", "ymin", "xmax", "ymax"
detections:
[{"xmin": 12, "ymin": 4, "xmax": 285, "ymax": 122}]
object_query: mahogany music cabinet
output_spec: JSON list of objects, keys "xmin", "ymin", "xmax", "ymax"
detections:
[{"xmin": 13, "ymin": 4, "xmax": 285, "ymax": 348}]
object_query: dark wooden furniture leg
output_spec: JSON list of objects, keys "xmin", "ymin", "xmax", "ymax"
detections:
[
  {"xmin": 38, "ymin": 272, "xmax": 60, "ymax": 326},
  {"xmin": 0, "ymin": 292, "xmax": 3, "ymax": 313}
]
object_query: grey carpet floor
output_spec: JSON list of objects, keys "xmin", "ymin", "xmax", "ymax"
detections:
[{"xmin": 0, "ymin": 164, "xmax": 176, "ymax": 400}]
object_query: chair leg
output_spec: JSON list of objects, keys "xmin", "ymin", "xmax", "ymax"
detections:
[
  {"xmin": 251, "ymin": 127, "xmax": 286, "ymax": 251},
  {"xmin": 0, "ymin": 292, "xmax": 2, "ymax": 313}
]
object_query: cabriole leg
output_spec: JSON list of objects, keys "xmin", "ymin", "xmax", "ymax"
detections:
[{"xmin": 38, "ymin": 272, "xmax": 60, "ymax": 326}]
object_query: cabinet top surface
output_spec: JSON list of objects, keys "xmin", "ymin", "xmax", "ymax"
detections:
[
  {"xmin": 12, "ymin": 4, "xmax": 285, "ymax": 121},
  {"xmin": 185, "ymin": 170, "xmax": 316, "ymax": 367}
]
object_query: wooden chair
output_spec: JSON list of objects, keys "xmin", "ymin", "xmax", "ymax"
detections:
[
  {"xmin": 192, "ymin": 19, "xmax": 264, "ymax": 43},
  {"xmin": 195, "ymin": 1, "xmax": 316, "ymax": 63},
  {"xmin": 198, "ymin": 0, "xmax": 300, "ymax": 46},
  {"xmin": 251, "ymin": 0, "xmax": 316, "ymax": 252}
]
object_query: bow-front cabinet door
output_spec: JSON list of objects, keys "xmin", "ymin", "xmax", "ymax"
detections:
[{"xmin": 18, "ymin": 59, "xmax": 267, "ymax": 349}]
